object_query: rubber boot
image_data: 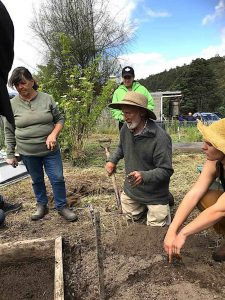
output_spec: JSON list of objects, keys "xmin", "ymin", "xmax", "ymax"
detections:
[
  {"xmin": 31, "ymin": 204, "xmax": 49, "ymax": 221},
  {"xmin": 58, "ymin": 207, "xmax": 78, "ymax": 222}
]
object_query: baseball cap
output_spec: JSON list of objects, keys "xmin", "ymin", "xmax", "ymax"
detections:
[{"xmin": 122, "ymin": 66, "xmax": 135, "ymax": 78}]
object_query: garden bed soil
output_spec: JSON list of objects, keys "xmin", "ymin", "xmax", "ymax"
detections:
[
  {"xmin": 0, "ymin": 258, "xmax": 54, "ymax": 300},
  {"xmin": 1, "ymin": 153, "xmax": 225, "ymax": 299},
  {"xmin": 63, "ymin": 223, "xmax": 225, "ymax": 300}
]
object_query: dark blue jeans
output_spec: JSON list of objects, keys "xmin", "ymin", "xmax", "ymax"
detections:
[{"xmin": 21, "ymin": 150, "xmax": 66, "ymax": 210}]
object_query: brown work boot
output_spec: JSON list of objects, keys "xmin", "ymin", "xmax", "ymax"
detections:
[
  {"xmin": 58, "ymin": 207, "xmax": 78, "ymax": 222},
  {"xmin": 31, "ymin": 204, "xmax": 49, "ymax": 221},
  {"xmin": 212, "ymin": 243, "xmax": 225, "ymax": 261}
]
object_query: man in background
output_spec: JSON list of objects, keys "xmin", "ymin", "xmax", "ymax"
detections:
[{"xmin": 111, "ymin": 66, "xmax": 155, "ymax": 130}]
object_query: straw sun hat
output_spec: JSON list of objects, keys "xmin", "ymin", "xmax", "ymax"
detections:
[
  {"xmin": 197, "ymin": 119, "xmax": 225, "ymax": 154},
  {"xmin": 109, "ymin": 91, "xmax": 156, "ymax": 120}
]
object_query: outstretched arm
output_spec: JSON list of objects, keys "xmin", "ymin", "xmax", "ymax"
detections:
[
  {"xmin": 171, "ymin": 192, "xmax": 225, "ymax": 257},
  {"xmin": 164, "ymin": 159, "xmax": 217, "ymax": 262}
]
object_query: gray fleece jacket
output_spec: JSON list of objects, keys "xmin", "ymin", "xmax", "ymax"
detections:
[{"xmin": 108, "ymin": 120, "xmax": 174, "ymax": 205}]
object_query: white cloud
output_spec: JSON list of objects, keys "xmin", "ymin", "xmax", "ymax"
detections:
[
  {"xmin": 119, "ymin": 52, "xmax": 195, "ymax": 79},
  {"xmin": 202, "ymin": 0, "xmax": 225, "ymax": 25},
  {"xmin": 201, "ymin": 27, "xmax": 225, "ymax": 57},
  {"xmin": 108, "ymin": 0, "xmax": 138, "ymax": 22},
  {"xmin": 120, "ymin": 27, "xmax": 225, "ymax": 79},
  {"xmin": 146, "ymin": 8, "xmax": 171, "ymax": 18}
]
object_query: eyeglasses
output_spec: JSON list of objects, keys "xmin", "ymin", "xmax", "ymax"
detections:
[{"xmin": 123, "ymin": 75, "xmax": 132, "ymax": 80}]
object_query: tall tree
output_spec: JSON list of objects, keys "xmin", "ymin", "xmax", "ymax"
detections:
[
  {"xmin": 180, "ymin": 58, "xmax": 222, "ymax": 113},
  {"xmin": 31, "ymin": 0, "xmax": 132, "ymax": 74}
]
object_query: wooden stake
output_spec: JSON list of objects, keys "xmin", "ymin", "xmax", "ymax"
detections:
[{"xmin": 94, "ymin": 211, "xmax": 105, "ymax": 300}]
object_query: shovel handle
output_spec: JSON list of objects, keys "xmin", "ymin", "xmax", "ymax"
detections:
[
  {"xmin": 104, "ymin": 146, "xmax": 121, "ymax": 211},
  {"xmin": 104, "ymin": 147, "xmax": 110, "ymax": 159},
  {"xmin": 111, "ymin": 174, "xmax": 121, "ymax": 208}
]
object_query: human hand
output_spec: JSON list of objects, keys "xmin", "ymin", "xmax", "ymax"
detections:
[
  {"xmin": 46, "ymin": 133, "xmax": 57, "ymax": 151},
  {"xmin": 6, "ymin": 157, "xmax": 18, "ymax": 168},
  {"xmin": 164, "ymin": 230, "xmax": 177, "ymax": 263},
  {"xmin": 171, "ymin": 231, "xmax": 186, "ymax": 258},
  {"xmin": 105, "ymin": 162, "xmax": 116, "ymax": 176},
  {"xmin": 127, "ymin": 171, "xmax": 143, "ymax": 187}
]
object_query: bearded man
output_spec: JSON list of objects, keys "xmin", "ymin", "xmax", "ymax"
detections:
[{"xmin": 105, "ymin": 91, "xmax": 173, "ymax": 226}]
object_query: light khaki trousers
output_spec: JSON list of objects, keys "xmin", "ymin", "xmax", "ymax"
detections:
[{"xmin": 121, "ymin": 191, "xmax": 171, "ymax": 226}]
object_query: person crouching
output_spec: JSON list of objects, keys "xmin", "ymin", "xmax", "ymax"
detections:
[{"xmin": 105, "ymin": 91, "xmax": 173, "ymax": 226}]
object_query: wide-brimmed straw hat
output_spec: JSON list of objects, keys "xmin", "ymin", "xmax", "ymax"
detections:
[
  {"xmin": 197, "ymin": 119, "xmax": 225, "ymax": 154},
  {"xmin": 109, "ymin": 91, "xmax": 156, "ymax": 120}
]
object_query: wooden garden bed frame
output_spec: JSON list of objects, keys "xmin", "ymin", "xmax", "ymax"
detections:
[{"xmin": 0, "ymin": 236, "xmax": 64, "ymax": 300}]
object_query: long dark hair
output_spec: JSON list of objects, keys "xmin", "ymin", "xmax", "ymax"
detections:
[{"xmin": 9, "ymin": 67, "xmax": 39, "ymax": 90}]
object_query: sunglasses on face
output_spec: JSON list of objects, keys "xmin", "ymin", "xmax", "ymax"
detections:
[{"xmin": 123, "ymin": 75, "xmax": 132, "ymax": 80}]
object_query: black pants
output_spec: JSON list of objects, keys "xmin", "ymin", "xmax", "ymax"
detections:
[{"xmin": 0, "ymin": 195, "xmax": 4, "ymax": 208}]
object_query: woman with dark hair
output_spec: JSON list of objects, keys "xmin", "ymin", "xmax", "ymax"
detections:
[{"xmin": 4, "ymin": 67, "xmax": 78, "ymax": 222}]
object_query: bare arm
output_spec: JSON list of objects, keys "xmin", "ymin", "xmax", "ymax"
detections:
[
  {"xmin": 164, "ymin": 160, "xmax": 217, "ymax": 261},
  {"xmin": 181, "ymin": 193, "xmax": 225, "ymax": 236},
  {"xmin": 171, "ymin": 192, "xmax": 225, "ymax": 257}
]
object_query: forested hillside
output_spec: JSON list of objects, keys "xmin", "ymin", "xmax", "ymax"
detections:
[{"xmin": 140, "ymin": 56, "xmax": 225, "ymax": 115}]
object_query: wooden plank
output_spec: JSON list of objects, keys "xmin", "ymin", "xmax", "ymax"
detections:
[
  {"xmin": 0, "ymin": 237, "xmax": 55, "ymax": 263},
  {"xmin": 54, "ymin": 236, "xmax": 64, "ymax": 300}
]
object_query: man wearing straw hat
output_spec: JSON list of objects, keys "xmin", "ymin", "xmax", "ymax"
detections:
[
  {"xmin": 105, "ymin": 91, "xmax": 173, "ymax": 226},
  {"xmin": 164, "ymin": 118, "xmax": 225, "ymax": 262}
]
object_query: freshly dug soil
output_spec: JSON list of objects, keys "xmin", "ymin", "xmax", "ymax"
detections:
[
  {"xmin": 2, "ymin": 154, "xmax": 225, "ymax": 299},
  {"xmin": 63, "ymin": 222, "xmax": 225, "ymax": 300},
  {"xmin": 0, "ymin": 258, "xmax": 54, "ymax": 300}
]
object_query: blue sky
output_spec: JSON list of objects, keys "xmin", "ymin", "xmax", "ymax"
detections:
[
  {"xmin": 133, "ymin": 1, "xmax": 216, "ymax": 57},
  {"xmin": 2, "ymin": 0, "xmax": 225, "ymax": 79},
  {"xmin": 119, "ymin": 0, "xmax": 225, "ymax": 78}
]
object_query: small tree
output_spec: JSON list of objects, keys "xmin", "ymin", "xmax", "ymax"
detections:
[
  {"xmin": 36, "ymin": 34, "xmax": 117, "ymax": 163},
  {"xmin": 60, "ymin": 59, "xmax": 116, "ymax": 162},
  {"xmin": 31, "ymin": 0, "xmax": 132, "ymax": 76}
]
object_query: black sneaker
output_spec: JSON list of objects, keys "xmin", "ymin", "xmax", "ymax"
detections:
[{"xmin": 2, "ymin": 202, "xmax": 22, "ymax": 215}]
